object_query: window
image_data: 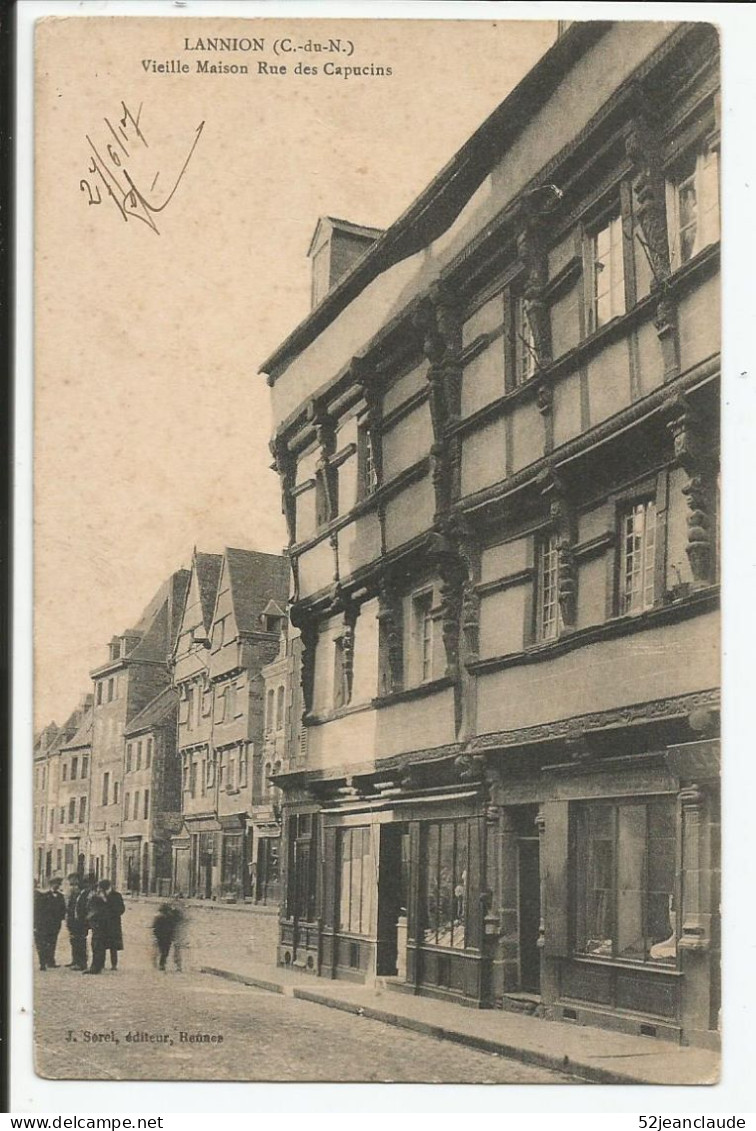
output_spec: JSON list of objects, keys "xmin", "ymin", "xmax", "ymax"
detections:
[
  {"xmin": 113, "ymin": 781, "xmax": 119, "ymax": 804},
  {"xmin": 228, "ymin": 754, "xmax": 236, "ymax": 792},
  {"xmin": 266, "ymin": 688, "xmax": 275, "ymax": 733},
  {"xmin": 81, "ymin": 755, "xmax": 88, "ymax": 778},
  {"xmin": 586, "ymin": 214, "xmax": 625, "ymax": 331},
  {"xmin": 133, "ymin": 790, "xmax": 140, "ymax": 820},
  {"xmin": 667, "ymin": 143, "xmax": 719, "ymax": 269},
  {"xmin": 60, "ymin": 806, "xmax": 65, "ymax": 825},
  {"xmin": 226, "ymin": 682, "xmax": 236, "ymax": 720},
  {"xmin": 212, "ymin": 617, "xmax": 225, "ymax": 652},
  {"xmin": 182, "ymin": 758, "xmax": 189, "ymax": 794},
  {"xmin": 186, "ymin": 686, "xmax": 195, "ymax": 731},
  {"xmin": 276, "ymin": 685, "xmax": 285, "ymax": 731},
  {"xmin": 358, "ymin": 424, "xmax": 379, "ymax": 498},
  {"xmin": 71, "ymin": 756, "xmax": 78, "ymax": 780},
  {"xmin": 412, "ymin": 590, "xmax": 435, "ymax": 684},
  {"xmin": 513, "ymin": 294, "xmax": 536, "ymax": 384},
  {"xmin": 619, "ymin": 500, "xmax": 657, "ymax": 615},
  {"xmin": 286, "ymin": 812, "xmax": 318, "ymax": 923},
  {"xmin": 146, "ymin": 738, "xmax": 153, "ymax": 768},
  {"xmin": 143, "ymin": 790, "xmax": 150, "ymax": 819},
  {"xmin": 125, "ymin": 792, "xmax": 130, "ymax": 819},
  {"xmin": 239, "ymin": 748, "xmax": 248, "ymax": 788},
  {"xmin": 79, "ymin": 796, "xmax": 86, "ymax": 823},
  {"xmin": 207, "ymin": 758, "xmax": 216, "ymax": 789},
  {"xmin": 101, "ymin": 772, "xmax": 110, "ymax": 806},
  {"xmin": 574, "ymin": 799, "xmax": 677, "ymax": 965},
  {"xmin": 126, "ymin": 744, "xmax": 132, "ymax": 773},
  {"xmin": 62, "ymin": 764, "xmax": 67, "ymax": 782},
  {"xmin": 421, "ymin": 820, "xmax": 470, "ymax": 950},
  {"xmin": 189, "ymin": 761, "xmax": 197, "ymax": 799},
  {"xmin": 96, "ymin": 682, "xmax": 103, "ymax": 705},
  {"xmin": 315, "ymin": 466, "xmax": 337, "ymax": 529},
  {"xmin": 338, "ymin": 826, "xmax": 374, "ymax": 936},
  {"xmin": 332, "ymin": 636, "xmax": 351, "ymax": 709},
  {"xmin": 535, "ymin": 533, "xmax": 560, "ymax": 643},
  {"xmin": 49, "ymin": 809, "xmax": 54, "ymax": 832},
  {"xmin": 107, "ymin": 677, "xmax": 115, "ymax": 702},
  {"xmin": 136, "ymin": 741, "xmax": 142, "ymax": 770},
  {"xmin": 68, "ymin": 798, "xmax": 76, "ymax": 823}
]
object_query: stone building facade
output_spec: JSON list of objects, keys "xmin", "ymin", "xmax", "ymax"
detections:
[
  {"xmin": 171, "ymin": 547, "xmax": 289, "ymax": 900},
  {"xmin": 262, "ymin": 21, "xmax": 720, "ymax": 1048}
]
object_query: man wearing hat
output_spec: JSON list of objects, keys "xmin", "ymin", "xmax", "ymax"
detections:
[{"xmin": 36, "ymin": 877, "xmax": 66, "ymax": 969}]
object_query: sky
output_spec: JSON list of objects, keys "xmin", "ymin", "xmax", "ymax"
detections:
[{"xmin": 33, "ymin": 14, "xmax": 557, "ymax": 729}]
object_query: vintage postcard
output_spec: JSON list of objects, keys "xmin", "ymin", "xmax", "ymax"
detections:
[{"xmin": 30, "ymin": 9, "xmax": 722, "ymax": 1089}]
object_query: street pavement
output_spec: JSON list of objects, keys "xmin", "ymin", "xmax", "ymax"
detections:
[{"xmin": 34, "ymin": 898, "xmax": 573, "ymax": 1084}]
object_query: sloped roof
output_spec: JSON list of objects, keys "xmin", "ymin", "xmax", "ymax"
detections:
[
  {"xmin": 223, "ymin": 548, "xmax": 289, "ymax": 635},
  {"xmin": 129, "ymin": 569, "xmax": 192, "ymax": 663},
  {"xmin": 59, "ymin": 705, "xmax": 94, "ymax": 752},
  {"xmin": 124, "ymin": 685, "xmax": 178, "ymax": 738},
  {"xmin": 195, "ymin": 552, "xmax": 223, "ymax": 632},
  {"xmin": 307, "ymin": 216, "xmax": 385, "ymax": 259}
]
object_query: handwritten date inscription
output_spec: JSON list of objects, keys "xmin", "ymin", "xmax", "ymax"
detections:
[{"xmin": 80, "ymin": 102, "xmax": 204, "ymax": 235}]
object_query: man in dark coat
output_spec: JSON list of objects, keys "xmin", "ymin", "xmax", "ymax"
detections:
[
  {"xmin": 98, "ymin": 877, "xmax": 124, "ymax": 968},
  {"xmin": 35, "ymin": 878, "xmax": 66, "ymax": 969},
  {"xmin": 65, "ymin": 874, "xmax": 87, "ymax": 970}
]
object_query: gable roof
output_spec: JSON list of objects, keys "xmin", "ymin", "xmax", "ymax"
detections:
[
  {"xmin": 195, "ymin": 551, "xmax": 223, "ymax": 632},
  {"xmin": 222, "ymin": 548, "xmax": 289, "ymax": 635},
  {"xmin": 129, "ymin": 569, "xmax": 192, "ymax": 663},
  {"xmin": 124, "ymin": 685, "xmax": 178, "ymax": 738},
  {"xmin": 59, "ymin": 704, "xmax": 94, "ymax": 753},
  {"xmin": 307, "ymin": 216, "xmax": 385, "ymax": 259}
]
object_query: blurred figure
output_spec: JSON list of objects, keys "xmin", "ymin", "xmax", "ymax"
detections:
[
  {"xmin": 152, "ymin": 903, "xmax": 180, "ymax": 971},
  {"xmin": 65, "ymin": 874, "xmax": 87, "ymax": 970},
  {"xmin": 99, "ymin": 879, "xmax": 125, "ymax": 971}
]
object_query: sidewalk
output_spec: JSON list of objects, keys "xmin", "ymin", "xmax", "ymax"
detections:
[{"xmin": 200, "ymin": 959, "xmax": 720, "ymax": 1086}]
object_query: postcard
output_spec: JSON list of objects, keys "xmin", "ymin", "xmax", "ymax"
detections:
[{"xmin": 29, "ymin": 7, "xmax": 724, "ymax": 1094}]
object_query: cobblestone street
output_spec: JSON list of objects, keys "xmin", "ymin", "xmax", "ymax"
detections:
[{"xmin": 34, "ymin": 899, "xmax": 571, "ymax": 1084}]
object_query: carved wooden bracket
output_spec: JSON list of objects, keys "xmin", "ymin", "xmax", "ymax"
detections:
[
  {"xmin": 625, "ymin": 111, "xmax": 671, "ymax": 288},
  {"xmin": 288, "ymin": 602, "xmax": 318, "ymax": 718},
  {"xmin": 352, "ymin": 354, "xmax": 384, "ymax": 481},
  {"xmin": 454, "ymin": 751, "xmax": 486, "ymax": 784},
  {"xmin": 667, "ymin": 396, "xmax": 718, "ymax": 586},
  {"xmin": 377, "ymin": 569, "xmax": 403, "ymax": 696},
  {"xmin": 270, "ymin": 434, "xmax": 297, "ymax": 546}
]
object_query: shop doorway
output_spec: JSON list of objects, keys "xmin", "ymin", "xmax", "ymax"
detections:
[
  {"xmin": 518, "ymin": 835, "xmax": 541, "ymax": 994},
  {"xmin": 377, "ymin": 824, "xmax": 409, "ymax": 977}
]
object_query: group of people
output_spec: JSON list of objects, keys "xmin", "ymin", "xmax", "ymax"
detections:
[
  {"xmin": 33, "ymin": 874, "xmax": 125, "ymax": 974},
  {"xmin": 34, "ymin": 875, "xmax": 189, "ymax": 974}
]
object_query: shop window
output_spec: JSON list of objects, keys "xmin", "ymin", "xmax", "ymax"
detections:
[
  {"xmin": 585, "ymin": 214, "xmax": 626, "ymax": 332},
  {"xmin": 286, "ymin": 812, "xmax": 318, "ymax": 923},
  {"xmin": 338, "ymin": 826, "xmax": 373, "ymax": 937},
  {"xmin": 411, "ymin": 589, "xmax": 435, "ymax": 684},
  {"xmin": 666, "ymin": 142, "xmax": 719, "ymax": 269},
  {"xmin": 421, "ymin": 819, "xmax": 470, "ymax": 950},
  {"xmin": 574, "ymin": 798, "xmax": 677, "ymax": 965},
  {"xmin": 619, "ymin": 499, "xmax": 657, "ymax": 615},
  {"xmin": 535, "ymin": 533, "xmax": 560, "ymax": 643}
]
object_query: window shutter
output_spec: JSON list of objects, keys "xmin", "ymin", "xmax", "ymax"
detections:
[{"xmin": 542, "ymin": 799, "xmax": 571, "ymax": 957}]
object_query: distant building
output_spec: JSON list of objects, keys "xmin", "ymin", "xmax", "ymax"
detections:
[
  {"xmin": 33, "ymin": 722, "xmax": 59, "ymax": 882},
  {"xmin": 121, "ymin": 686, "xmax": 181, "ymax": 896},
  {"xmin": 171, "ymin": 547, "xmax": 289, "ymax": 900},
  {"xmin": 88, "ymin": 569, "xmax": 190, "ymax": 883},
  {"xmin": 53, "ymin": 696, "xmax": 93, "ymax": 880},
  {"xmin": 263, "ymin": 22, "xmax": 720, "ymax": 1048}
]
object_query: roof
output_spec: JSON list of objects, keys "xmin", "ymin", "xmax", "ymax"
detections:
[
  {"xmin": 307, "ymin": 216, "xmax": 385, "ymax": 259},
  {"xmin": 195, "ymin": 551, "xmax": 223, "ymax": 632},
  {"xmin": 124, "ymin": 685, "xmax": 178, "ymax": 738},
  {"xmin": 259, "ymin": 21, "xmax": 611, "ymax": 382},
  {"xmin": 223, "ymin": 548, "xmax": 290, "ymax": 635},
  {"xmin": 59, "ymin": 705, "xmax": 94, "ymax": 752}
]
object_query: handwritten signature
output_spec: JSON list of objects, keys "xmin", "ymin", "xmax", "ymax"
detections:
[{"xmin": 80, "ymin": 102, "xmax": 204, "ymax": 235}]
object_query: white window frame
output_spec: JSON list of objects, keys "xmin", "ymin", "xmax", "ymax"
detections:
[
  {"xmin": 411, "ymin": 588, "xmax": 435, "ymax": 685},
  {"xmin": 666, "ymin": 142, "xmax": 720, "ymax": 270},
  {"xmin": 619, "ymin": 499, "xmax": 657, "ymax": 616},
  {"xmin": 586, "ymin": 213, "xmax": 626, "ymax": 333},
  {"xmin": 535, "ymin": 533, "xmax": 560, "ymax": 643}
]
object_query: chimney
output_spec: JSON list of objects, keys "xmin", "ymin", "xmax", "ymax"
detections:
[{"xmin": 308, "ymin": 216, "xmax": 384, "ymax": 309}]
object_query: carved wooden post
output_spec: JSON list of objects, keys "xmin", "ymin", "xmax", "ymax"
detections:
[
  {"xmin": 667, "ymin": 396, "xmax": 717, "ymax": 587},
  {"xmin": 535, "ymin": 807, "xmax": 546, "ymax": 951},
  {"xmin": 515, "ymin": 203, "xmax": 552, "ymax": 371},
  {"xmin": 377, "ymin": 570, "xmax": 403, "ymax": 696},
  {"xmin": 626, "ymin": 109, "xmax": 679, "ymax": 379},
  {"xmin": 289, "ymin": 603, "xmax": 318, "ymax": 720},
  {"xmin": 678, "ymin": 784, "xmax": 709, "ymax": 952},
  {"xmin": 308, "ymin": 398, "xmax": 337, "ymax": 525},
  {"xmin": 540, "ymin": 469, "xmax": 577, "ymax": 628},
  {"xmin": 270, "ymin": 434, "xmax": 297, "ymax": 545}
]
